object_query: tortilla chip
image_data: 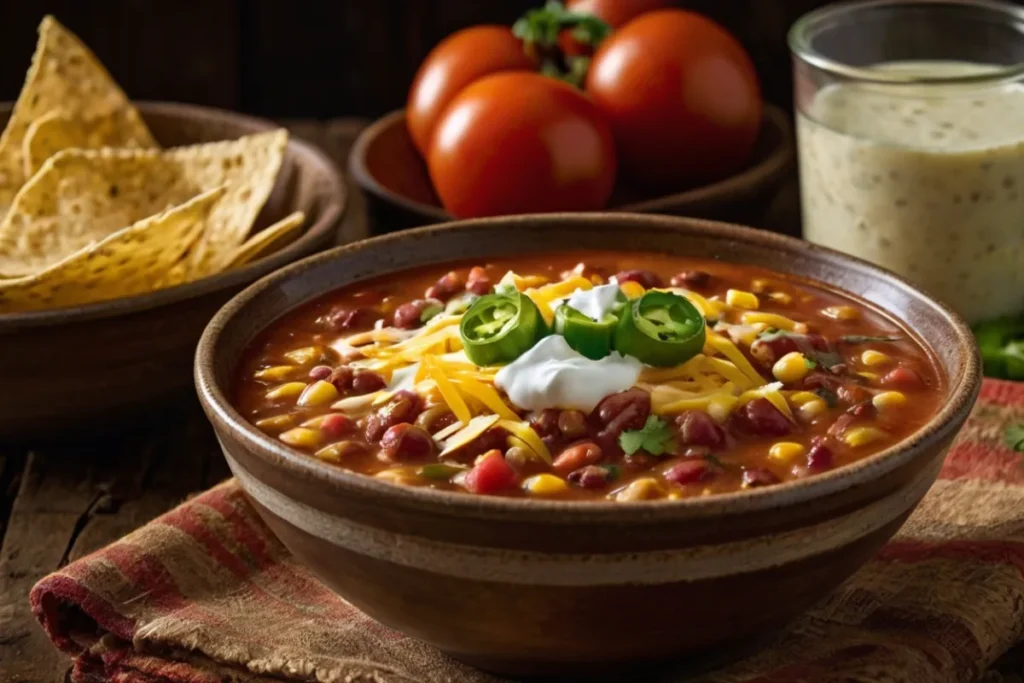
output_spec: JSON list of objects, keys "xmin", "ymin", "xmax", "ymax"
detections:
[
  {"xmin": 0, "ymin": 185, "xmax": 224, "ymax": 312},
  {"xmin": 0, "ymin": 16, "xmax": 157, "ymax": 220},
  {"xmin": 22, "ymin": 110, "xmax": 90, "ymax": 178},
  {"xmin": 0, "ymin": 130, "xmax": 287, "ymax": 278},
  {"xmin": 225, "ymin": 211, "xmax": 305, "ymax": 269}
]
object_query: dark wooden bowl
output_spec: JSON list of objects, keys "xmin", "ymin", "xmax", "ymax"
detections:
[
  {"xmin": 196, "ymin": 213, "xmax": 979, "ymax": 678},
  {"xmin": 349, "ymin": 105, "xmax": 794, "ymax": 234},
  {"xmin": 0, "ymin": 101, "xmax": 349, "ymax": 442}
]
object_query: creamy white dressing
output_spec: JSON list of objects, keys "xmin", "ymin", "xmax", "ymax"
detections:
[
  {"xmin": 494, "ymin": 335, "xmax": 642, "ymax": 413},
  {"xmin": 557, "ymin": 283, "xmax": 622, "ymax": 321}
]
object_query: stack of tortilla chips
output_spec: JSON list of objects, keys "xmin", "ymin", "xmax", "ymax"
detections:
[{"xmin": 0, "ymin": 16, "xmax": 306, "ymax": 312}]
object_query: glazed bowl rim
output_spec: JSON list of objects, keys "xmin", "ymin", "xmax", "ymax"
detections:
[
  {"xmin": 347, "ymin": 104, "xmax": 794, "ymax": 221},
  {"xmin": 0, "ymin": 100, "xmax": 347, "ymax": 331},
  {"xmin": 195, "ymin": 212, "xmax": 980, "ymax": 523}
]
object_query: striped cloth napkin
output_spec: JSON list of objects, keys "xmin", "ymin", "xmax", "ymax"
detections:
[{"xmin": 31, "ymin": 380, "xmax": 1024, "ymax": 683}]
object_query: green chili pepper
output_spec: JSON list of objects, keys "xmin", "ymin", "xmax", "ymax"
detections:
[
  {"xmin": 974, "ymin": 316, "xmax": 1024, "ymax": 380},
  {"xmin": 459, "ymin": 291, "xmax": 545, "ymax": 366},
  {"xmin": 613, "ymin": 290, "xmax": 706, "ymax": 367},
  {"xmin": 554, "ymin": 299, "xmax": 623, "ymax": 360}
]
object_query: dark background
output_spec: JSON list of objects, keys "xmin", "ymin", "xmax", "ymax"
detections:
[{"xmin": 0, "ymin": 0, "xmax": 832, "ymax": 119}]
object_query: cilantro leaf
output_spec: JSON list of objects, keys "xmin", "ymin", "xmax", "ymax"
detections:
[
  {"xmin": 618, "ymin": 415, "xmax": 674, "ymax": 456},
  {"xmin": 804, "ymin": 357, "xmax": 817, "ymax": 369},
  {"xmin": 1005, "ymin": 424, "xmax": 1024, "ymax": 453}
]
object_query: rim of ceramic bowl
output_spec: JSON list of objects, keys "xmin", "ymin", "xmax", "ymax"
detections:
[
  {"xmin": 195, "ymin": 213, "xmax": 981, "ymax": 523},
  {"xmin": 348, "ymin": 104, "xmax": 794, "ymax": 220},
  {"xmin": 0, "ymin": 100, "xmax": 347, "ymax": 330}
]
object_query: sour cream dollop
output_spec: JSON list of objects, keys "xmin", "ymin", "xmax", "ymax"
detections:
[
  {"xmin": 495, "ymin": 335, "xmax": 642, "ymax": 413},
  {"xmin": 557, "ymin": 283, "xmax": 622, "ymax": 321}
]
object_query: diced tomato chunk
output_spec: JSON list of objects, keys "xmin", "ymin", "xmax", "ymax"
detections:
[
  {"xmin": 320, "ymin": 414, "xmax": 357, "ymax": 439},
  {"xmin": 464, "ymin": 450, "xmax": 518, "ymax": 494}
]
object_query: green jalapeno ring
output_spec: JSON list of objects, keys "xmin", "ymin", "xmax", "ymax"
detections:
[
  {"xmin": 613, "ymin": 290, "xmax": 706, "ymax": 367},
  {"xmin": 459, "ymin": 291, "xmax": 545, "ymax": 366},
  {"xmin": 554, "ymin": 305, "xmax": 618, "ymax": 360}
]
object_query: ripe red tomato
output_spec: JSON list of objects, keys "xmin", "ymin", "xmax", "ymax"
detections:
[
  {"xmin": 406, "ymin": 26, "xmax": 536, "ymax": 156},
  {"xmin": 427, "ymin": 72, "xmax": 617, "ymax": 219},
  {"xmin": 561, "ymin": 0, "xmax": 673, "ymax": 57},
  {"xmin": 585, "ymin": 10, "xmax": 762, "ymax": 190}
]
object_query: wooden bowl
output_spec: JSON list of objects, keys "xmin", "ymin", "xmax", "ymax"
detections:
[
  {"xmin": 196, "ymin": 213, "xmax": 979, "ymax": 678},
  {"xmin": 349, "ymin": 106, "xmax": 794, "ymax": 234},
  {"xmin": 0, "ymin": 101, "xmax": 349, "ymax": 442}
]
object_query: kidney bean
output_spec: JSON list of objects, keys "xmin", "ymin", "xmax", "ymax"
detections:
[
  {"xmin": 807, "ymin": 442, "xmax": 834, "ymax": 473},
  {"xmin": 664, "ymin": 459, "xmax": 714, "ymax": 485},
  {"xmin": 379, "ymin": 423, "xmax": 435, "ymax": 461},
  {"xmin": 734, "ymin": 398, "xmax": 791, "ymax": 436},
  {"xmin": 324, "ymin": 306, "xmax": 377, "ymax": 331},
  {"xmin": 329, "ymin": 365, "xmax": 354, "ymax": 391},
  {"xmin": 675, "ymin": 410, "xmax": 726, "ymax": 449},
  {"xmin": 425, "ymin": 271, "xmax": 465, "ymax": 302},
  {"xmin": 393, "ymin": 299, "xmax": 442, "ymax": 329},
  {"xmin": 827, "ymin": 413, "xmax": 857, "ymax": 438},
  {"xmin": 670, "ymin": 270, "xmax": 711, "ymax": 289},
  {"xmin": 529, "ymin": 409, "xmax": 562, "ymax": 438},
  {"xmin": 552, "ymin": 442, "xmax": 603, "ymax": 475},
  {"xmin": 365, "ymin": 391, "xmax": 422, "ymax": 442},
  {"xmin": 568, "ymin": 465, "xmax": 614, "ymax": 489},
  {"xmin": 414, "ymin": 405, "xmax": 457, "ymax": 434},
  {"xmin": 466, "ymin": 266, "xmax": 492, "ymax": 295},
  {"xmin": 595, "ymin": 389, "xmax": 652, "ymax": 450},
  {"xmin": 623, "ymin": 452, "xmax": 655, "ymax": 470},
  {"xmin": 351, "ymin": 370, "xmax": 386, "ymax": 394},
  {"xmin": 320, "ymin": 414, "xmax": 357, "ymax": 439},
  {"xmin": 613, "ymin": 269, "xmax": 662, "ymax": 289},
  {"xmin": 838, "ymin": 384, "xmax": 871, "ymax": 405},
  {"xmin": 557, "ymin": 409, "xmax": 589, "ymax": 440},
  {"xmin": 308, "ymin": 365, "xmax": 333, "ymax": 381},
  {"xmin": 882, "ymin": 366, "xmax": 924, "ymax": 390},
  {"xmin": 742, "ymin": 467, "xmax": 780, "ymax": 488}
]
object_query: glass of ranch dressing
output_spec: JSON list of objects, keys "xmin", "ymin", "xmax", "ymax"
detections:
[{"xmin": 790, "ymin": 0, "xmax": 1024, "ymax": 324}]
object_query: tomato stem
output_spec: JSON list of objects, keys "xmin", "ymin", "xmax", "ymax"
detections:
[{"xmin": 512, "ymin": 0, "xmax": 611, "ymax": 87}]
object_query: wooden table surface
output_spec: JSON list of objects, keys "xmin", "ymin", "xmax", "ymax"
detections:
[{"xmin": 0, "ymin": 120, "xmax": 1019, "ymax": 683}]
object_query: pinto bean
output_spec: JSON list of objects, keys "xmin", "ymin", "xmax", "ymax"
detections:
[
  {"xmin": 425, "ymin": 271, "xmax": 465, "ymax": 301},
  {"xmin": 734, "ymin": 398, "xmax": 791, "ymax": 436},
  {"xmin": 380, "ymin": 424, "xmax": 436, "ymax": 461},
  {"xmin": 552, "ymin": 442, "xmax": 603, "ymax": 475},
  {"xmin": 670, "ymin": 270, "xmax": 711, "ymax": 289},
  {"xmin": 365, "ymin": 391, "xmax": 422, "ymax": 442},
  {"xmin": 414, "ymin": 405, "xmax": 457, "ymax": 434},
  {"xmin": 557, "ymin": 410, "xmax": 589, "ymax": 439},
  {"xmin": 741, "ymin": 467, "xmax": 780, "ymax": 488},
  {"xmin": 613, "ymin": 269, "xmax": 663, "ymax": 289},
  {"xmin": 675, "ymin": 410, "xmax": 727, "ymax": 449},
  {"xmin": 568, "ymin": 465, "xmax": 614, "ymax": 489}
]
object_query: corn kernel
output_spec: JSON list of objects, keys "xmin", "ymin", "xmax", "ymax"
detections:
[
  {"xmin": 619, "ymin": 281, "xmax": 646, "ymax": 299},
  {"xmin": 315, "ymin": 441, "xmax": 365, "ymax": 463},
  {"xmin": 821, "ymin": 305, "xmax": 860, "ymax": 321},
  {"xmin": 861, "ymin": 350, "xmax": 891, "ymax": 366},
  {"xmin": 255, "ymin": 365, "xmax": 298, "ymax": 382},
  {"xmin": 798, "ymin": 399, "xmax": 827, "ymax": 421},
  {"xmin": 255, "ymin": 414, "xmax": 295, "ymax": 431},
  {"xmin": 858, "ymin": 371, "xmax": 880, "ymax": 381},
  {"xmin": 788, "ymin": 391, "xmax": 819, "ymax": 406},
  {"xmin": 375, "ymin": 468, "xmax": 418, "ymax": 485},
  {"xmin": 278, "ymin": 427, "xmax": 321, "ymax": 448},
  {"xmin": 768, "ymin": 442, "xmax": 806, "ymax": 464},
  {"xmin": 772, "ymin": 351, "xmax": 811, "ymax": 384},
  {"xmin": 751, "ymin": 278, "xmax": 771, "ymax": 293},
  {"xmin": 742, "ymin": 312, "xmax": 797, "ymax": 331},
  {"xmin": 300, "ymin": 415, "xmax": 328, "ymax": 428},
  {"xmin": 793, "ymin": 322, "xmax": 810, "ymax": 334},
  {"xmin": 843, "ymin": 426, "xmax": 889, "ymax": 447},
  {"xmin": 612, "ymin": 477, "xmax": 666, "ymax": 501},
  {"xmin": 667, "ymin": 490, "xmax": 683, "ymax": 500},
  {"xmin": 266, "ymin": 382, "xmax": 308, "ymax": 400},
  {"xmin": 872, "ymin": 391, "xmax": 907, "ymax": 411},
  {"xmin": 726, "ymin": 289, "xmax": 759, "ymax": 309},
  {"xmin": 523, "ymin": 473, "xmax": 569, "ymax": 496},
  {"xmin": 768, "ymin": 291, "xmax": 793, "ymax": 305},
  {"xmin": 297, "ymin": 380, "xmax": 339, "ymax": 407},
  {"xmin": 284, "ymin": 346, "xmax": 324, "ymax": 365}
]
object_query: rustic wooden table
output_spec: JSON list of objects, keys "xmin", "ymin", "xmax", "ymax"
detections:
[{"xmin": 0, "ymin": 120, "xmax": 1019, "ymax": 683}]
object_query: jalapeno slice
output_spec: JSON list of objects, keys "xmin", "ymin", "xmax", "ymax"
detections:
[
  {"xmin": 613, "ymin": 290, "xmax": 706, "ymax": 367},
  {"xmin": 553, "ymin": 305, "xmax": 618, "ymax": 360},
  {"xmin": 460, "ymin": 291, "xmax": 545, "ymax": 366}
]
